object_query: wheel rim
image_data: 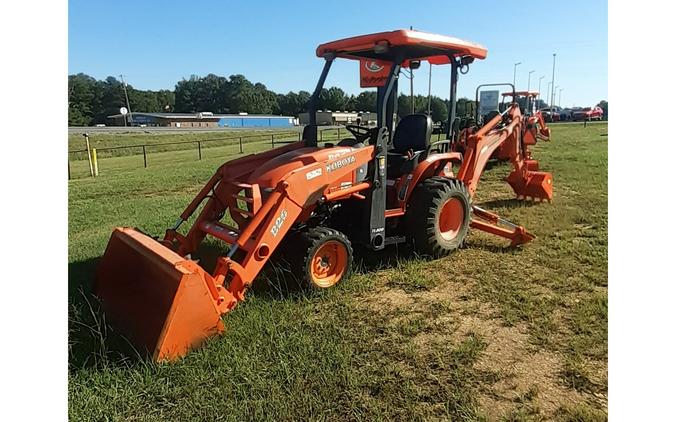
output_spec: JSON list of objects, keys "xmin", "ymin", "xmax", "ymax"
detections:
[
  {"xmin": 438, "ymin": 197, "xmax": 465, "ymax": 241},
  {"xmin": 310, "ymin": 240, "xmax": 348, "ymax": 288}
]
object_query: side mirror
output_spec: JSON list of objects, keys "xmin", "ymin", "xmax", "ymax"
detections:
[{"xmin": 409, "ymin": 60, "xmax": 421, "ymax": 70}]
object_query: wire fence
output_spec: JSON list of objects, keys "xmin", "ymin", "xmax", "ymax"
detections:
[{"xmin": 68, "ymin": 127, "xmax": 348, "ymax": 180}]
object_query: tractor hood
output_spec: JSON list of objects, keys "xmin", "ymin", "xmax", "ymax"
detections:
[{"xmin": 247, "ymin": 146, "xmax": 362, "ymax": 188}]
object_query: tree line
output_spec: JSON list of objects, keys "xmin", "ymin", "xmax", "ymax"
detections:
[
  {"xmin": 68, "ymin": 73, "xmax": 607, "ymax": 127},
  {"xmin": 68, "ymin": 73, "xmax": 482, "ymax": 126}
]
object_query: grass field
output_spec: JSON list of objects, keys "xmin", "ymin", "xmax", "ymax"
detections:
[{"xmin": 68, "ymin": 122, "xmax": 608, "ymax": 421}]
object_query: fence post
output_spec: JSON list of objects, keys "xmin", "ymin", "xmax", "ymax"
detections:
[
  {"xmin": 271, "ymin": 133, "xmax": 275, "ymax": 148},
  {"xmin": 320, "ymin": 129, "xmax": 323, "ymax": 142},
  {"xmin": 239, "ymin": 137, "xmax": 243, "ymax": 153},
  {"xmin": 68, "ymin": 157, "xmax": 71, "ymax": 180},
  {"xmin": 142, "ymin": 145, "xmax": 147, "ymax": 168},
  {"xmin": 92, "ymin": 148, "xmax": 99, "ymax": 176},
  {"xmin": 197, "ymin": 141, "xmax": 202, "ymax": 160},
  {"xmin": 298, "ymin": 132, "xmax": 301, "ymax": 141},
  {"xmin": 83, "ymin": 133, "xmax": 94, "ymax": 177},
  {"xmin": 337, "ymin": 127, "xmax": 340, "ymax": 140}
]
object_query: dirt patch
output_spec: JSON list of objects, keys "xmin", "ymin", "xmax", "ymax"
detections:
[
  {"xmin": 473, "ymin": 324, "xmax": 586, "ymax": 419},
  {"xmin": 354, "ymin": 275, "xmax": 602, "ymax": 420},
  {"xmin": 360, "ymin": 285, "xmax": 416, "ymax": 313}
]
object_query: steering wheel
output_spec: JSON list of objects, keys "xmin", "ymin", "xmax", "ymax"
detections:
[{"xmin": 345, "ymin": 124, "xmax": 374, "ymax": 143}]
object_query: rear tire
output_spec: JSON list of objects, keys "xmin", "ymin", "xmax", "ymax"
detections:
[
  {"xmin": 405, "ymin": 177, "xmax": 471, "ymax": 257},
  {"xmin": 286, "ymin": 227, "xmax": 353, "ymax": 290}
]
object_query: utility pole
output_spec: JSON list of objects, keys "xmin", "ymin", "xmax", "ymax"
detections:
[
  {"xmin": 119, "ymin": 74, "xmax": 133, "ymax": 126},
  {"xmin": 427, "ymin": 63, "xmax": 432, "ymax": 115},
  {"xmin": 513, "ymin": 62, "xmax": 522, "ymax": 88},
  {"xmin": 550, "ymin": 54, "xmax": 557, "ymax": 108},
  {"xmin": 527, "ymin": 70, "xmax": 535, "ymax": 91}
]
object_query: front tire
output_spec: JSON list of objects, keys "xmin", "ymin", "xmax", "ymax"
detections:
[
  {"xmin": 405, "ymin": 177, "xmax": 471, "ymax": 257},
  {"xmin": 287, "ymin": 227, "xmax": 353, "ymax": 290}
]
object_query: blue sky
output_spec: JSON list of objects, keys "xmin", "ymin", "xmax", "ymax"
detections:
[{"xmin": 69, "ymin": 0, "xmax": 607, "ymax": 108}]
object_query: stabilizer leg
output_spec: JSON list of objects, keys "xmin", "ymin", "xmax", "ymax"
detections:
[{"xmin": 470, "ymin": 205, "xmax": 535, "ymax": 246}]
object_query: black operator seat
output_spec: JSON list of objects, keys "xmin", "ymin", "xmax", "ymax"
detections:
[{"xmin": 387, "ymin": 114, "xmax": 433, "ymax": 178}]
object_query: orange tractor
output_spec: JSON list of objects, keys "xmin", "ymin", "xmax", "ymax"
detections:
[
  {"xmin": 96, "ymin": 30, "xmax": 554, "ymax": 361},
  {"xmin": 493, "ymin": 90, "xmax": 550, "ymax": 166},
  {"xmin": 453, "ymin": 88, "xmax": 552, "ymax": 196},
  {"xmin": 455, "ymin": 89, "xmax": 550, "ymax": 166}
]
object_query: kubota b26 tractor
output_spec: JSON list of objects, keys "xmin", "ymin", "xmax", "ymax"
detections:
[{"xmin": 96, "ymin": 30, "xmax": 554, "ymax": 361}]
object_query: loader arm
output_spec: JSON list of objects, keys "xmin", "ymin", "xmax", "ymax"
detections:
[
  {"xmin": 173, "ymin": 141, "xmax": 305, "ymax": 226},
  {"xmin": 97, "ymin": 143, "xmax": 376, "ymax": 360},
  {"xmin": 169, "ymin": 145, "xmax": 377, "ymax": 310}
]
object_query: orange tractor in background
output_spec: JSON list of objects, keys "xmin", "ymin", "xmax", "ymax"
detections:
[
  {"xmin": 456, "ymin": 90, "xmax": 551, "ymax": 160},
  {"xmin": 494, "ymin": 90, "xmax": 550, "ymax": 166},
  {"xmin": 453, "ymin": 88, "xmax": 552, "ymax": 196},
  {"xmin": 96, "ymin": 30, "xmax": 554, "ymax": 361}
]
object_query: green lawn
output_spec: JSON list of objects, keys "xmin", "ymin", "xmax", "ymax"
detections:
[{"xmin": 68, "ymin": 123, "xmax": 608, "ymax": 421}]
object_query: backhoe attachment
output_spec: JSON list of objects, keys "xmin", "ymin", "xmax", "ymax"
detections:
[{"xmin": 506, "ymin": 167, "xmax": 553, "ymax": 202}]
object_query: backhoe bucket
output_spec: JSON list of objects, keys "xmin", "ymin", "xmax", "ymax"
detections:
[
  {"xmin": 506, "ymin": 170, "xmax": 553, "ymax": 201},
  {"xmin": 95, "ymin": 228, "xmax": 225, "ymax": 361}
]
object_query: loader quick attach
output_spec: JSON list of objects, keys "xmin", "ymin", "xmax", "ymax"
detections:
[{"xmin": 96, "ymin": 29, "xmax": 555, "ymax": 361}]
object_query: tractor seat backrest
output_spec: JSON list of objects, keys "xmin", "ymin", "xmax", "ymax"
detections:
[{"xmin": 392, "ymin": 114, "xmax": 433, "ymax": 153}]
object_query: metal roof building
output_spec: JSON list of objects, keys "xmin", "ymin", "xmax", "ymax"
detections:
[
  {"xmin": 298, "ymin": 110, "xmax": 377, "ymax": 126},
  {"xmin": 107, "ymin": 112, "xmax": 297, "ymax": 128}
]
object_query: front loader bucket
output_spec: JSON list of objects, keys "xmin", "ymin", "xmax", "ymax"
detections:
[
  {"xmin": 95, "ymin": 228, "xmax": 225, "ymax": 361},
  {"xmin": 506, "ymin": 170, "xmax": 553, "ymax": 202}
]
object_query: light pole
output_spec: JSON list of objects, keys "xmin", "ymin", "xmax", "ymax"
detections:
[
  {"xmin": 538, "ymin": 76, "xmax": 545, "ymax": 108},
  {"xmin": 553, "ymin": 85, "xmax": 560, "ymax": 108},
  {"xmin": 547, "ymin": 81, "xmax": 553, "ymax": 106},
  {"xmin": 558, "ymin": 88, "xmax": 563, "ymax": 108},
  {"xmin": 550, "ymin": 53, "xmax": 557, "ymax": 109},
  {"xmin": 513, "ymin": 62, "xmax": 522, "ymax": 88},
  {"xmin": 119, "ymin": 74, "xmax": 133, "ymax": 126},
  {"xmin": 527, "ymin": 70, "xmax": 535, "ymax": 91},
  {"xmin": 538, "ymin": 76, "xmax": 545, "ymax": 94}
]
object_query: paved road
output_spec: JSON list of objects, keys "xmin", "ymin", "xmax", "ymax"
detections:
[
  {"xmin": 69, "ymin": 125, "xmax": 346, "ymax": 134},
  {"xmin": 68, "ymin": 121, "xmax": 604, "ymax": 135},
  {"xmin": 68, "ymin": 126, "xmax": 308, "ymax": 134}
]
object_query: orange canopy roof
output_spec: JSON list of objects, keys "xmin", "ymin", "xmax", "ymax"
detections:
[{"xmin": 316, "ymin": 29, "xmax": 487, "ymax": 65}]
